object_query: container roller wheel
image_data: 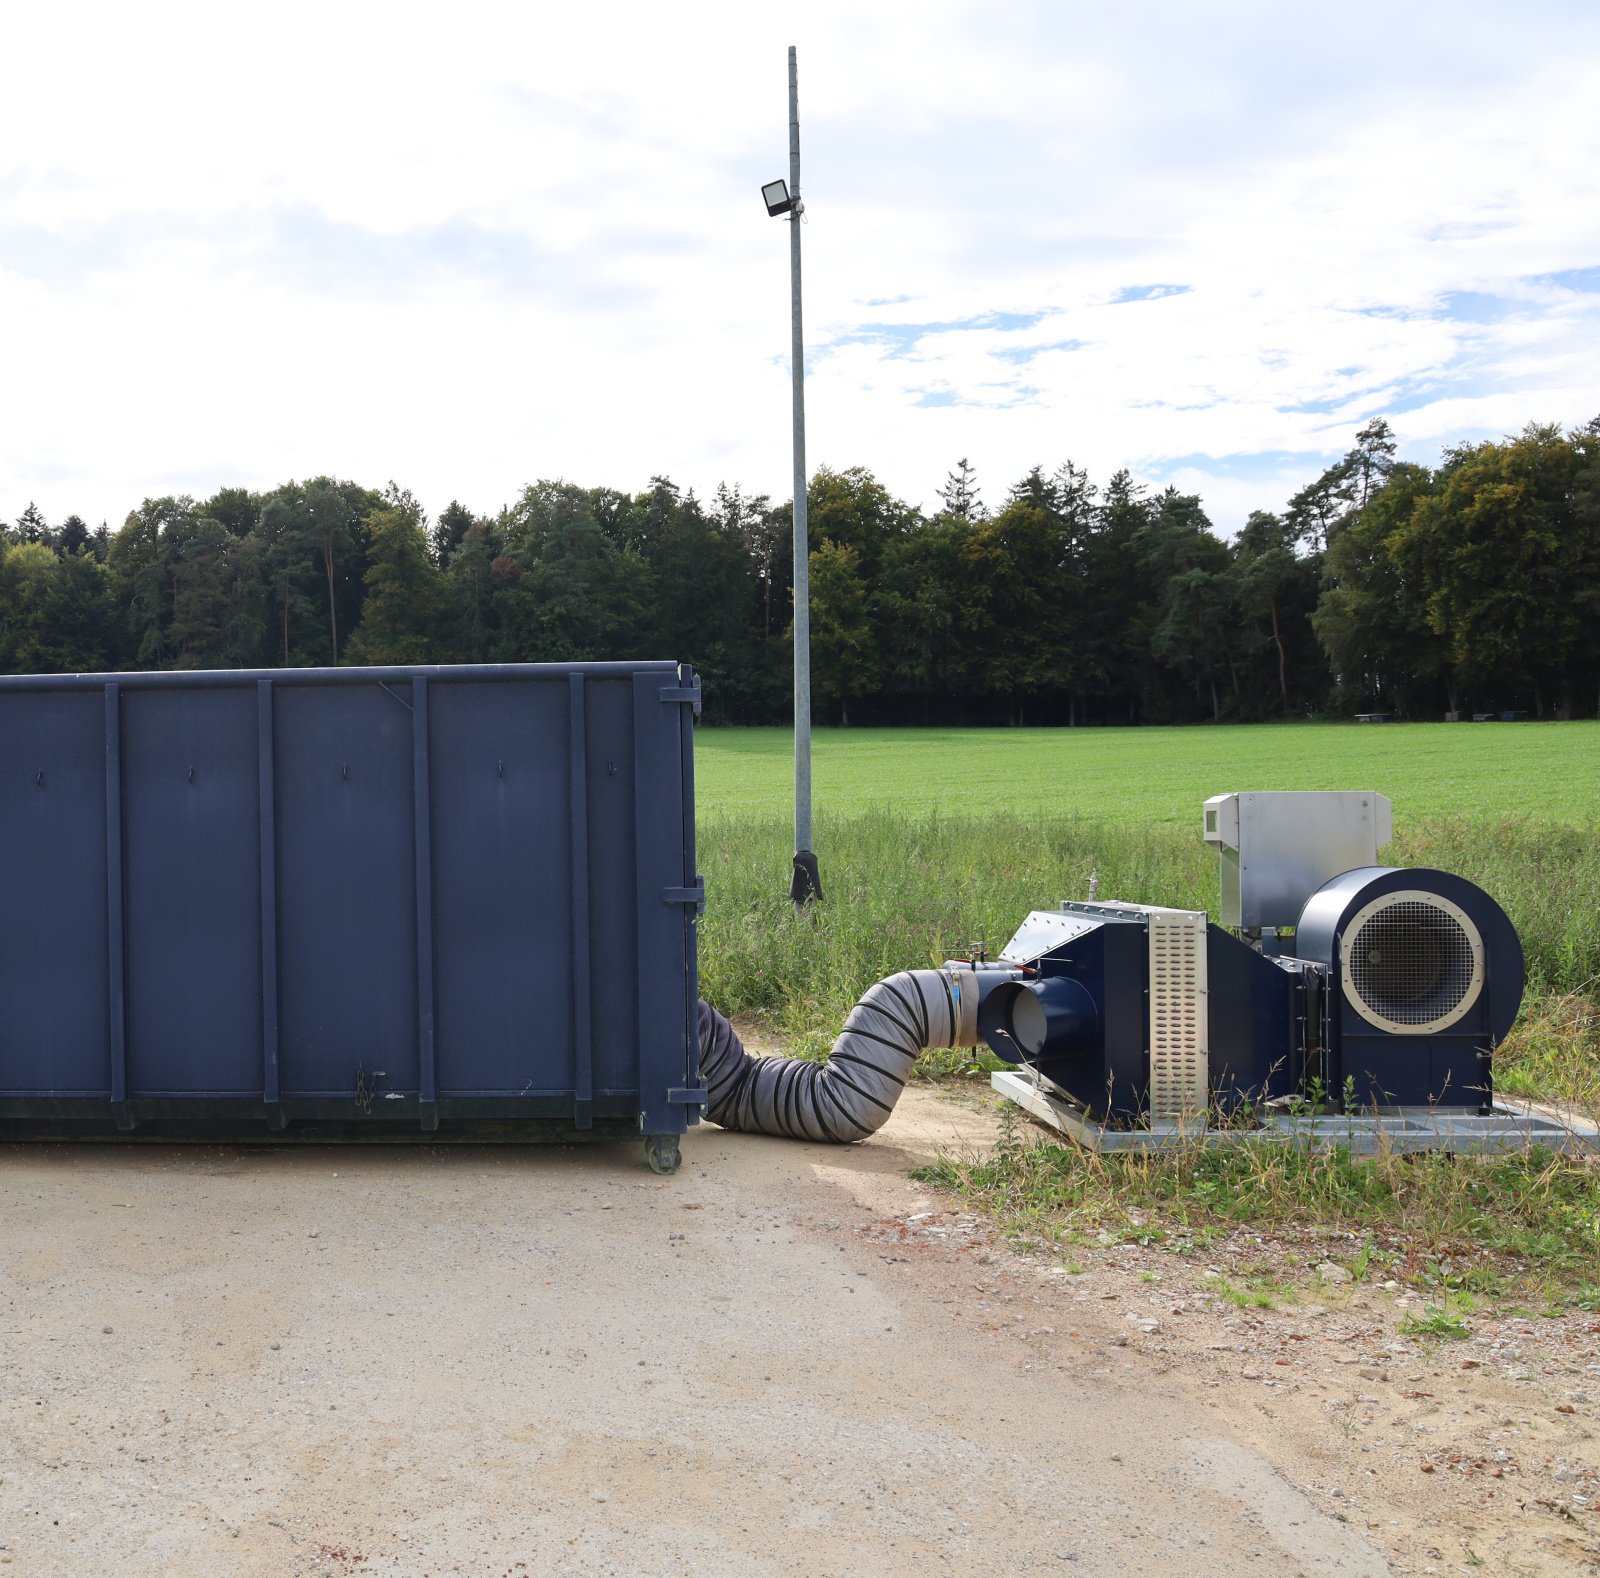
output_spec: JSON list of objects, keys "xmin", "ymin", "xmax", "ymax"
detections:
[{"xmin": 643, "ymin": 1134, "xmax": 681, "ymax": 1175}]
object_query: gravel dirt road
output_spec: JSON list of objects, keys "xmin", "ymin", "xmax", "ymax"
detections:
[{"xmin": 1, "ymin": 1081, "xmax": 1593, "ymax": 1576}]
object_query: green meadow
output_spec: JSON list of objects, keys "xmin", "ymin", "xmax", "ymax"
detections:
[{"xmin": 695, "ymin": 720, "xmax": 1600, "ymax": 826}]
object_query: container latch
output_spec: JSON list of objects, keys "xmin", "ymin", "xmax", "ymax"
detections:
[
  {"xmin": 662, "ymin": 878, "xmax": 706, "ymax": 912},
  {"xmin": 659, "ymin": 682, "xmax": 702, "ymax": 718}
]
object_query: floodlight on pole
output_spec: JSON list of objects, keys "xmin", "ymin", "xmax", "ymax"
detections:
[{"xmin": 763, "ymin": 46, "xmax": 821, "ymax": 907}]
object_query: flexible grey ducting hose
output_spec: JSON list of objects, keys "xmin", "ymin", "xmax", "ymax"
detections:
[{"xmin": 698, "ymin": 967, "xmax": 980, "ymax": 1143}]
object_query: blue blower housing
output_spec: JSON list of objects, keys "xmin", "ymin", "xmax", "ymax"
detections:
[
  {"xmin": 1294, "ymin": 866, "xmax": 1523, "ymax": 1112},
  {"xmin": 971, "ymin": 869, "xmax": 1523, "ymax": 1123},
  {"xmin": 976, "ymin": 795, "xmax": 1527, "ymax": 1129}
]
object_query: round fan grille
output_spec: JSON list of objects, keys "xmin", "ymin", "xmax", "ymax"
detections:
[{"xmin": 1341, "ymin": 890, "xmax": 1484, "ymax": 1035}]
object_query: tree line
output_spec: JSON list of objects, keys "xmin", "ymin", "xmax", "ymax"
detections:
[{"xmin": 3, "ymin": 416, "xmax": 1598, "ymax": 724}]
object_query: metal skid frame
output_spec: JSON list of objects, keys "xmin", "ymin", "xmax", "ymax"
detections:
[{"xmin": 991, "ymin": 1068, "xmax": 1600, "ymax": 1157}]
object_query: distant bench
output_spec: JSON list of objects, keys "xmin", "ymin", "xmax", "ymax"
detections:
[{"xmin": 1354, "ymin": 712, "xmax": 1390, "ymax": 724}]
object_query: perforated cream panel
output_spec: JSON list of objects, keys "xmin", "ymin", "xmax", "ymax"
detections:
[{"xmin": 1148, "ymin": 909, "xmax": 1209, "ymax": 1122}]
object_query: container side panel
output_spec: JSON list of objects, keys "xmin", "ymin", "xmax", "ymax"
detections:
[
  {"xmin": 0, "ymin": 692, "xmax": 111, "ymax": 1094},
  {"xmin": 275, "ymin": 686, "xmax": 418, "ymax": 1097},
  {"xmin": 430, "ymin": 680, "xmax": 572, "ymax": 1095},
  {"xmin": 122, "ymin": 688, "xmax": 262, "ymax": 1095},
  {"xmin": 583, "ymin": 681, "xmax": 639, "ymax": 1093}
]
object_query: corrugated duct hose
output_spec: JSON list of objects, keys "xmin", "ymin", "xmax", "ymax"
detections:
[{"xmin": 697, "ymin": 967, "xmax": 980, "ymax": 1142}]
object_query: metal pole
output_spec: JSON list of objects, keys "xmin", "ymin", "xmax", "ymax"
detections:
[{"xmin": 787, "ymin": 44, "xmax": 818, "ymax": 902}]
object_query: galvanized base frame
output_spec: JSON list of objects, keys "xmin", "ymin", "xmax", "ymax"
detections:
[{"xmin": 991, "ymin": 1070, "xmax": 1600, "ymax": 1156}]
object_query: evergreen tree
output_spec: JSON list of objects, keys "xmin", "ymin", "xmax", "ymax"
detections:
[
  {"xmin": 57, "ymin": 514, "xmax": 92, "ymax": 556},
  {"xmin": 1077, "ymin": 469, "xmax": 1155, "ymax": 722},
  {"xmin": 431, "ymin": 500, "xmax": 477, "ymax": 567},
  {"xmin": 13, "ymin": 502, "xmax": 48, "ymax": 546},
  {"xmin": 938, "ymin": 457, "xmax": 986, "ymax": 520},
  {"xmin": 1347, "ymin": 418, "xmax": 1398, "ymax": 509}
]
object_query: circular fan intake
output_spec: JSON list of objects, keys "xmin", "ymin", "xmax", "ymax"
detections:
[{"xmin": 1340, "ymin": 890, "xmax": 1484, "ymax": 1035}]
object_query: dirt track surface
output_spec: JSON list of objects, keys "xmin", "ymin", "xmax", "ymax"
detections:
[{"xmin": 0, "ymin": 1083, "xmax": 1590, "ymax": 1576}]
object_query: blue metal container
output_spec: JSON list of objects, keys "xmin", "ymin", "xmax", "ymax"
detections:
[{"xmin": 0, "ymin": 663, "xmax": 706, "ymax": 1168}]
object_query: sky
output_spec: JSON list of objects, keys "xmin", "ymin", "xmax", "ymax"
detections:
[{"xmin": 3, "ymin": 0, "xmax": 1599, "ymax": 537}]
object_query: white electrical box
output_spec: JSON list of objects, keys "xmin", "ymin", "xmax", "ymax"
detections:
[{"xmin": 1202, "ymin": 791, "xmax": 1393, "ymax": 931}]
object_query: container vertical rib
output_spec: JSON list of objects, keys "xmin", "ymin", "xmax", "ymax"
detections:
[
  {"xmin": 103, "ymin": 683, "xmax": 130, "ymax": 1125},
  {"xmin": 412, "ymin": 676, "xmax": 437, "ymax": 1129},
  {"xmin": 258, "ymin": 679, "xmax": 282, "ymax": 1120},
  {"xmin": 568, "ymin": 674, "xmax": 593, "ymax": 1128}
]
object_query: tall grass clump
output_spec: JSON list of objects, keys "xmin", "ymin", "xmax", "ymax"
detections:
[
  {"xmin": 697, "ymin": 808, "xmax": 1213, "ymax": 1054},
  {"xmin": 1393, "ymin": 816, "xmax": 1600, "ymax": 994},
  {"xmin": 700, "ymin": 807, "xmax": 1600, "ymax": 1038},
  {"xmin": 1496, "ymin": 989, "xmax": 1600, "ymax": 1109}
]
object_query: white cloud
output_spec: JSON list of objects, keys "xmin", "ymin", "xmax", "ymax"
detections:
[{"xmin": 2, "ymin": 0, "xmax": 1598, "ymax": 533}]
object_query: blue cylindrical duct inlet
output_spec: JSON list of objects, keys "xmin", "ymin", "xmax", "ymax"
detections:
[{"xmin": 979, "ymin": 976, "xmax": 1099, "ymax": 1064}]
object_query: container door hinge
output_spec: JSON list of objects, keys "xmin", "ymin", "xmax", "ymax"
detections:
[
  {"xmin": 668, "ymin": 1086, "xmax": 708, "ymax": 1109},
  {"xmin": 662, "ymin": 879, "xmax": 705, "ymax": 911},
  {"xmin": 659, "ymin": 683, "xmax": 702, "ymax": 717}
]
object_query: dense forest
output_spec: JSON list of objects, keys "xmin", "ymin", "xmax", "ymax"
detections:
[{"xmin": 3, "ymin": 416, "xmax": 1598, "ymax": 724}]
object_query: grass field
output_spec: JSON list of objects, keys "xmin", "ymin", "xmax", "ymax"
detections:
[{"xmin": 696, "ymin": 720, "xmax": 1600, "ymax": 825}]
